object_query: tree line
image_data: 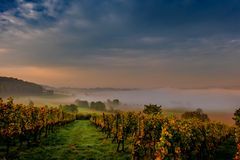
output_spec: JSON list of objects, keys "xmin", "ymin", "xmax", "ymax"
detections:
[{"xmin": 61, "ymin": 99, "xmax": 121, "ymax": 113}]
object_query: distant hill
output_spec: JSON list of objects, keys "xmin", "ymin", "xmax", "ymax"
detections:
[
  {"xmin": 58, "ymin": 87, "xmax": 138, "ymax": 92},
  {"xmin": 0, "ymin": 76, "xmax": 51, "ymax": 97}
]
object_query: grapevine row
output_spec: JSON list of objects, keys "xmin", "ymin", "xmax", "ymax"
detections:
[
  {"xmin": 0, "ymin": 97, "xmax": 76, "ymax": 156},
  {"xmin": 91, "ymin": 112, "xmax": 233, "ymax": 160},
  {"xmin": 234, "ymin": 108, "xmax": 240, "ymax": 160}
]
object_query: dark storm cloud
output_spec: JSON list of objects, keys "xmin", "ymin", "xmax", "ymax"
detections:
[{"xmin": 1, "ymin": 0, "xmax": 240, "ymax": 46}]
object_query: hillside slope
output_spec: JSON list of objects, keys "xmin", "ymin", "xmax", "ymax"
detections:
[{"xmin": 0, "ymin": 76, "xmax": 45, "ymax": 96}]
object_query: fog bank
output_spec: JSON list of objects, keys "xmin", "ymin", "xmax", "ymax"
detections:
[{"xmin": 74, "ymin": 88, "xmax": 240, "ymax": 112}]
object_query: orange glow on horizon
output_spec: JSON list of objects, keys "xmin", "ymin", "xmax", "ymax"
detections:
[{"xmin": 0, "ymin": 66, "xmax": 240, "ymax": 89}]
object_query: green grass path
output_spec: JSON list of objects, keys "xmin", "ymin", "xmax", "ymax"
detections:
[{"xmin": 17, "ymin": 120, "xmax": 131, "ymax": 160}]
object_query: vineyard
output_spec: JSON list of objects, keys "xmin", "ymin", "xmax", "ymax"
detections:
[
  {"xmin": 0, "ymin": 98, "xmax": 76, "ymax": 158},
  {"xmin": 0, "ymin": 98, "xmax": 239, "ymax": 159},
  {"xmin": 91, "ymin": 112, "xmax": 237, "ymax": 160}
]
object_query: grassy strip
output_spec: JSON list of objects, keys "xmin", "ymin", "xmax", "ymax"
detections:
[{"xmin": 16, "ymin": 120, "xmax": 131, "ymax": 160}]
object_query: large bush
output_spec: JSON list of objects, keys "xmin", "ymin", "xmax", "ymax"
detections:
[
  {"xmin": 90, "ymin": 101, "xmax": 106, "ymax": 111},
  {"xmin": 75, "ymin": 99, "xmax": 89, "ymax": 108},
  {"xmin": 60, "ymin": 104, "xmax": 78, "ymax": 113},
  {"xmin": 182, "ymin": 108, "xmax": 209, "ymax": 121},
  {"xmin": 143, "ymin": 104, "xmax": 162, "ymax": 115}
]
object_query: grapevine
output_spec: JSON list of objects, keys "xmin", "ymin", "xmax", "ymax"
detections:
[
  {"xmin": 0, "ymin": 97, "xmax": 76, "ymax": 157},
  {"xmin": 91, "ymin": 112, "xmax": 233, "ymax": 159}
]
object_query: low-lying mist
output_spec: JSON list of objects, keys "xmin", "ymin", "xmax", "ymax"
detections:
[
  {"xmin": 10, "ymin": 88, "xmax": 240, "ymax": 113},
  {"xmin": 73, "ymin": 88, "xmax": 240, "ymax": 113}
]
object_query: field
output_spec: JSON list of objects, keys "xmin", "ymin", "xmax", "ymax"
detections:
[
  {"xmin": 0, "ymin": 98, "xmax": 238, "ymax": 160},
  {"xmin": 0, "ymin": 119, "xmax": 236, "ymax": 160}
]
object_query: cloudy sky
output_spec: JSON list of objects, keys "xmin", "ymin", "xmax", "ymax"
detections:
[{"xmin": 0, "ymin": 0, "xmax": 240, "ymax": 88}]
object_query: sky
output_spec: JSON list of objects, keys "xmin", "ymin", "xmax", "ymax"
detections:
[{"xmin": 0, "ymin": 0, "xmax": 240, "ymax": 88}]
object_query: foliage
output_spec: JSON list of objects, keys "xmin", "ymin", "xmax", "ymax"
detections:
[
  {"xmin": 60, "ymin": 104, "xmax": 78, "ymax": 113},
  {"xmin": 91, "ymin": 111, "xmax": 234, "ymax": 159},
  {"xmin": 107, "ymin": 99, "xmax": 120, "ymax": 111},
  {"xmin": 233, "ymin": 107, "xmax": 240, "ymax": 159},
  {"xmin": 90, "ymin": 101, "xmax": 106, "ymax": 111},
  {"xmin": 233, "ymin": 108, "xmax": 240, "ymax": 126},
  {"xmin": 0, "ymin": 97, "xmax": 76, "ymax": 158},
  {"xmin": 143, "ymin": 104, "xmax": 162, "ymax": 115},
  {"xmin": 75, "ymin": 99, "xmax": 89, "ymax": 108},
  {"xmin": 182, "ymin": 108, "xmax": 209, "ymax": 121},
  {"xmin": 112, "ymin": 99, "xmax": 120, "ymax": 105}
]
